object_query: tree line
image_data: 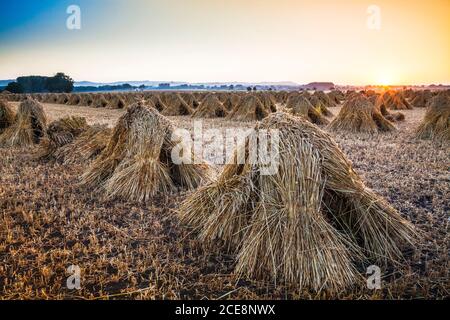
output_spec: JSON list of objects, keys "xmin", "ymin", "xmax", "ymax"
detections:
[{"xmin": 4, "ymin": 73, "xmax": 74, "ymax": 93}]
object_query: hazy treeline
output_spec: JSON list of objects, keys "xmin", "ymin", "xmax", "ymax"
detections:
[{"xmin": 4, "ymin": 73, "xmax": 74, "ymax": 93}]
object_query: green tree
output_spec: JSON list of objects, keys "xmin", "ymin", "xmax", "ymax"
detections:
[
  {"xmin": 45, "ymin": 73, "xmax": 74, "ymax": 93},
  {"xmin": 17, "ymin": 76, "xmax": 47, "ymax": 92},
  {"xmin": 5, "ymin": 81, "xmax": 24, "ymax": 93}
]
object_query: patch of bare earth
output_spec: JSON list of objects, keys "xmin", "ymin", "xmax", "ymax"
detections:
[{"xmin": 0, "ymin": 103, "xmax": 448, "ymax": 299}]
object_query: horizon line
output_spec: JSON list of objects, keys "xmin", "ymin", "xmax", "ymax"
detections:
[{"xmin": 1, "ymin": 76, "xmax": 449, "ymax": 88}]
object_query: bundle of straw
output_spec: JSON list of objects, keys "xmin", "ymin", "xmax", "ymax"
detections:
[
  {"xmin": 79, "ymin": 93, "xmax": 95, "ymax": 107},
  {"xmin": 92, "ymin": 94, "xmax": 109, "ymax": 108},
  {"xmin": 180, "ymin": 92, "xmax": 199, "ymax": 109},
  {"xmin": 161, "ymin": 93, "xmax": 193, "ymax": 116},
  {"xmin": 67, "ymin": 94, "xmax": 82, "ymax": 106},
  {"xmin": 146, "ymin": 94, "xmax": 167, "ymax": 112},
  {"xmin": 38, "ymin": 116, "xmax": 88, "ymax": 159},
  {"xmin": 192, "ymin": 94, "xmax": 228, "ymax": 118},
  {"xmin": 381, "ymin": 91, "xmax": 412, "ymax": 110},
  {"xmin": 256, "ymin": 92, "xmax": 278, "ymax": 112},
  {"xmin": 0, "ymin": 99, "xmax": 15, "ymax": 134},
  {"xmin": 222, "ymin": 93, "xmax": 241, "ymax": 111},
  {"xmin": 373, "ymin": 95, "xmax": 405, "ymax": 122},
  {"xmin": 313, "ymin": 91, "xmax": 337, "ymax": 108},
  {"xmin": 53, "ymin": 124, "xmax": 112, "ymax": 164},
  {"xmin": 285, "ymin": 95, "xmax": 329, "ymax": 125},
  {"xmin": 328, "ymin": 90, "xmax": 345, "ymax": 104},
  {"xmin": 0, "ymin": 99, "xmax": 47, "ymax": 147},
  {"xmin": 56, "ymin": 93, "xmax": 70, "ymax": 104},
  {"xmin": 180, "ymin": 112, "xmax": 415, "ymax": 293},
  {"xmin": 410, "ymin": 90, "xmax": 433, "ymax": 108},
  {"xmin": 106, "ymin": 95, "xmax": 127, "ymax": 109},
  {"xmin": 416, "ymin": 91, "xmax": 450, "ymax": 142},
  {"xmin": 308, "ymin": 94, "xmax": 333, "ymax": 117},
  {"xmin": 226, "ymin": 95, "xmax": 270, "ymax": 121},
  {"xmin": 329, "ymin": 93, "xmax": 396, "ymax": 133},
  {"xmin": 81, "ymin": 101, "xmax": 211, "ymax": 201}
]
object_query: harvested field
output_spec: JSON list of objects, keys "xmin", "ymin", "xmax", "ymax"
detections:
[
  {"xmin": 0, "ymin": 101, "xmax": 448, "ymax": 299},
  {"xmin": 2, "ymin": 0, "xmax": 449, "ymax": 303},
  {"xmin": 8, "ymin": 102, "xmax": 123, "ymax": 127}
]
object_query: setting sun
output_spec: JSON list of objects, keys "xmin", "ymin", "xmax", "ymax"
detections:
[
  {"xmin": 377, "ymin": 77, "xmax": 392, "ymax": 86},
  {"xmin": 374, "ymin": 70, "xmax": 398, "ymax": 86}
]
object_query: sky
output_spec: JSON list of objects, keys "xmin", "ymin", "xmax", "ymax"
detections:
[{"xmin": 0, "ymin": 0, "xmax": 449, "ymax": 85}]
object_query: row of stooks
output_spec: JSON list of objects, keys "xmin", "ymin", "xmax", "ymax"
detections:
[
  {"xmin": 0, "ymin": 88, "xmax": 438, "ymax": 121},
  {"xmin": 0, "ymin": 91, "xmax": 448, "ymax": 294},
  {"xmin": 1, "ymin": 89, "xmax": 448, "ymax": 140}
]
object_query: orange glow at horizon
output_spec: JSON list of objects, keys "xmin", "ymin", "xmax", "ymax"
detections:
[{"xmin": 375, "ymin": 71, "xmax": 396, "ymax": 87}]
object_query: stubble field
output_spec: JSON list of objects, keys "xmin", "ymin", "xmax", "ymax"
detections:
[{"xmin": 0, "ymin": 102, "xmax": 448, "ymax": 299}]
